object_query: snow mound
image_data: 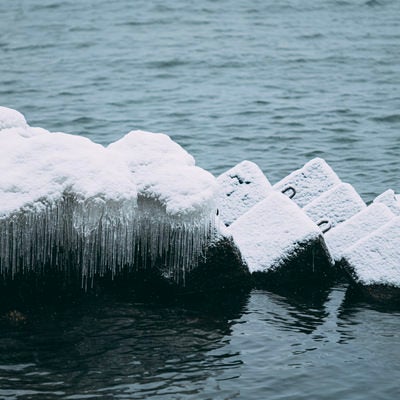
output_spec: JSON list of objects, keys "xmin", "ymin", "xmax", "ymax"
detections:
[
  {"xmin": 107, "ymin": 131, "xmax": 217, "ymax": 218},
  {"xmin": 343, "ymin": 217, "xmax": 400, "ymax": 288},
  {"xmin": 374, "ymin": 189, "xmax": 400, "ymax": 216},
  {"xmin": 273, "ymin": 158, "xmax": 341, "ymax": 207},
  {"xmin": 0, "ymin": 127, "xmax": 137, "ymax": 217},
  {"xmin": 303, "ymin": 183, "xmax": 366, "ymax": 232},
  {"xmin": 0, "ymin": 106, "xmax": 28, "ymax": 130},
  {"xmin": 228, "ymin": 192, "xmax": 322, "ymax": 273},
  {"xmin": 216, "ymin": 160, "xmax": 272, "ymax": 226},
  {"xmin": 0, "ymin": 107, "xmax": 218, "ymax": 283},
  {"xmin": 325, "ymin": 203, "xmax": 395, "ymax": 262}
]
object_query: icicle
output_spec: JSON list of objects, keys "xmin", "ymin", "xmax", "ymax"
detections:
[{"xmin": 0, "ymin": 191, "xmax": 217, "ymax": 286}]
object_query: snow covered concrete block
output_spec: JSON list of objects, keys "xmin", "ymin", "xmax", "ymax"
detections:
[
  {"xmin": 273, "ymin": 158, "xmax": 341, "ymax": 207},
  {"xmin": 183, "ymin": 218, "xmax": 251, "ymax": 294},
  {"xmin": 324, "ymin": 203, "xmax": 395, "ymax": 262},
  {"xmin": 0, "ymin": 107, "xmax": 219, "ymax": 285},
  {"xmin": 216, "ymin": 160, "xmax": 272, "ymax": 226},
  {"xmin": 342, "ymin": 217, "xmax": 400, "ymax": 300},
  {"xmin": 373, "ymin": 189, "xmax": 400, "ymax": 216},
  {"xmin": 303, "ymin": 183, "xmax": 366, "ymax": 232},
  {"xmin": 228, "ymin": 192, "xmax": 333, "ymax": 288}
]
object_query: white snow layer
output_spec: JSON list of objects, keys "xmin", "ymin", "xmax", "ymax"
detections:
[
  {"xmin": 273, "ymin": 158, "xmax": 341, "ymax": 208},
  {"xmin": 303, "ymin": 183, "xmax": 366, "ymax": 231},
  {"xmin": 0, "ymin": 107, "xmax": 218, "ymax": 281},
  {"xmin": 216, "ymin": 160, "xmax": 272, "ymax": 226},
  {"xmin": 107, "ymin": 130, "xmax": 217, "ymax": 217},
  {"xmin": 228, "ymin": 192, "xmax": 323, "ymax": 273},
  {"xmin": 324, "ymin": 203, "xmax": 395, "ymax": 262},
  {"xmin": 343, "ymin": 217, "xmax": 400, "ymax": 287},
  {"xmin": 373, "ymin": 189, "xmax": 400, "ymax": 216},
  {"xmin": 0, "ymin": 106, "xmax": 28, "ymax": 130}
]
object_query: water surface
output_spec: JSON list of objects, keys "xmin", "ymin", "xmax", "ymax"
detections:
[{"xmin": 1, "ymin": 0, "xmax": 400, "ymax": 398}]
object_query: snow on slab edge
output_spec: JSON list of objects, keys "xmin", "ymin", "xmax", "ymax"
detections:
[
  {"xmin": 303, "ymin": 182, "xmax": 366, "ymax": 229},
  {"xmin": 273, "ymin": 157, "xmax": 341, "ymax": 207},
  {"xmin": 343, "ymin": 217, "xmax": 400, "ymax": 288},
  {"xmin": 374, "ymin": 189, "xmax": 400, "ymax": 216},
  {"xmin": 216, "ymin": 160, "xmax": 272, "ymax": 226},
  {"xmin": 324, "ymin": 203, "xmax": 395, "ymax": 261},
  {"xmin": 228, "ymin": 192, "xmax": 323, "ymax": 273}
]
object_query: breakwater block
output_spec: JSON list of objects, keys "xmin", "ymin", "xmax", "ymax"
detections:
[
  {"xmin": 374, "ymin": 189, "xmax": 400, "ymax": 216},
  {"xmin": 0, "ymin": 107, "xmax": 219, "ymax": 287},
  {"xmin": 228, "ymin": 192, "xmax": 334, "ymax": 289},
  {"xmin": 273, "ymin": 158, "xmax": 341, "ymax": 207},
  {"xmin": 217, "ymin": 160, "xmax": 272, "ymax": 226},
  {"xmin": 303, "ymin": 183, "xmax": 366, "ymax": 232},
  {"xmin": 325, "ymin": 203, "xmax": 394, "ymax": 262},
  {"xmin": 342, "ymin": 217, "xmax": 400, "ymax": 301},
  {"xmin": 183, "ymin": 226, "xmax": 251, "ymax": 296}
]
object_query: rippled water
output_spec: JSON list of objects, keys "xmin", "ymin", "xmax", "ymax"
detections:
[
  {"xmin": 1, "ymin": 0, "xmax": 400, "ymax": 398},
  {"xmin": 1, "ymin": 287, "xmax": 400, "ymax": 399},
  {"xmin": 2, "ymin": 0, "xmax": 400, "ymax": 199}
]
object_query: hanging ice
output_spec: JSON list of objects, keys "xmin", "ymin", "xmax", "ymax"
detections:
[
  {"xmin": 0, "ymin": 107, "xmax": 218, "ymax": 284},
  {"xmin": 107, "ymin": 130, "xmax": 218, "ymax": 282}
]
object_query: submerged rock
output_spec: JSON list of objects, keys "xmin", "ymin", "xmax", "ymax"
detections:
[
  {"xmin": 228, "ymin": 192, "xmax": 334, "ymax": 288},
  {"xmin": 216, "ymin": 160, "xmax": 272, "ymax": 226}
]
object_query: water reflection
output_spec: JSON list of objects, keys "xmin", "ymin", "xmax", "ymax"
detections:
[
  {"xmin": 1, "ymin": 284, "xmax": 400, "ymax": 399},
  {"xmin": 336, "ymin": 284, "xmax": 400, "ymax": 345},
  {"xmin": 248, "ymin": 286, "xmax": 334, "ymax": 336},
  {"xmin": 0, "ymin": 292, "xmax": 249, "ymax": 399}
]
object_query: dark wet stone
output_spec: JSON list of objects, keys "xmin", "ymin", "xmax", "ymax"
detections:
[{"xmin": 252, "ymin": 236, "xmax": 336, "ymax": 293}]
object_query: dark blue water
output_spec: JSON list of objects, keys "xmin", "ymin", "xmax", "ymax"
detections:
[
  {"xmin": 1, "ymin": 287, "xmax": 399, "ymax": 399},
  {"xmin": 1, "ymin": 0, "xmax": 400, "ymax": 398}
]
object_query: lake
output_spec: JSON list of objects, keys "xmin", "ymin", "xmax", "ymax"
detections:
[{"xmin": 1, "ymin": 0, "xmax": 400, "ymax": 398}]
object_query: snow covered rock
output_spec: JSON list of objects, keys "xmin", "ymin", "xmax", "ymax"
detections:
[
  {"xmin": 0, "ymin": 106, "xmax": 28, "ymax": 130},
  {"xmin": 216, "ymin": 160, "xmax": 272, "ymax": 226},
  {"xmin": 303, "ymin": 183, "xmax": 366, "ymax": 232},
  {"xmin": 0, "ymin": 107, "xmax": 218, "ymax": 285},
  {"xmin": 273, "ymin": 158, "xmax": 341, "ymax": 208},
  {"xmin": 373, "ymin": 189, "xmax": 400, "ymax": 216},
  {"xmin": 228, "ymin": 192, "xmax": 333, "ymax": 288},
  {"xmin": 342, "ymin": 217, "xmax": 400, "ymax": 300},
  {"xmin": 107, "ymin": 130, "xmax": 217, "ymax": 218},
  {"xmin": 324, "ymin": 203, "xmax": 395, "ymax": 262},
  {"xmin": 183, "ymin": 218, "xmax": 251, "ymax": 294}
]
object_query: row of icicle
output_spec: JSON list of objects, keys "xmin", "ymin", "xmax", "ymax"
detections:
[{"xmin": 0, "ymin": 193, "xmax": 216, "ymax": 285}]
